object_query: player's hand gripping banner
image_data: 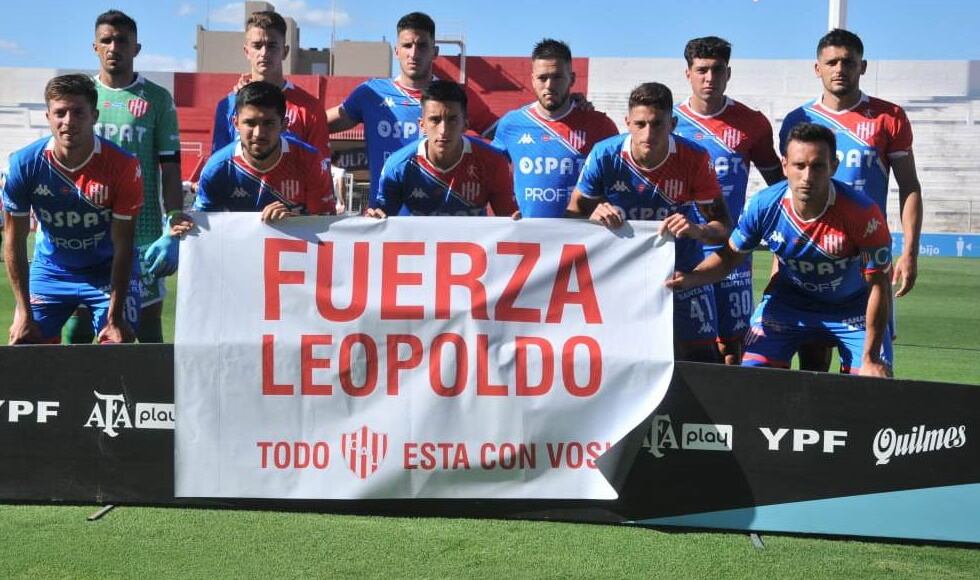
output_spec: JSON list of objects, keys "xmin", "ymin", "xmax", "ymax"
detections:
[{"xmin": 175, "ymin": 214, "xmax": 674, "ymax": 499}]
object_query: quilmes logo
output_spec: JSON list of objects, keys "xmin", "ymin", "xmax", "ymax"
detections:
[
  {"xmin": 872, "ymin": 424, "xmax": 967, "ymax": 466},
  {"xmin": 642, "ymin": 414, "xmax": 733, "ymax": 458},
  {"xmin": 341, "ymin": 425, "xmax": 389, "ymax": 479},
  {"xmin": 83, "ymin": 391, "xmax": 174, "ymax": 438}
]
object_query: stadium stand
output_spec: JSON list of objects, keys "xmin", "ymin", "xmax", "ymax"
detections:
[{"xmin": 1, "ymin": 59, "xmax": 978, "ymax": 232}]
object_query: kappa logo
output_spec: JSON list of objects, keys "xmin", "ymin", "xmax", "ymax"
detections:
[
  {"xmin": 865, "ymin": 217, "xmax": 881, "ymax": 237},
  {"xmin": 855, "ymin": 121, "xmax": 877, "ymax": 141},
  {"xmin": 341, "ymin": 425, "xmax": 389, "ymax": 479},
  {"xmin": 517, "ymin": 133, "xmax": 535, "ymax": 145},
  {"xmin": 567, "ymin": 129, "xmax": 586, "ymax": 150},
  {"xmin": 769, "ymin": 231, "xmax": 785, "ymax": 246},
  {"xmin": 128, "ymin": 97, "xmax": 149, "ymax": 118},
  {"xmin": 34, "ymin": 184, "xmax": 54, "ymax": 197},
  {"xmin": 231, "ymin": 187, "xmax": 250, "ymax": 199},
  {"xmin": 383, "ymin": 96, "xmax": 396, "ymax": 108},
  {"xmin": 410, "ymin": 187, "xmax": 427, "ymax": 199},
  {"xmin": 610, "ymin": 180, "xmax": 630, "ymax": 193},
  {"xmin": 85, "ymin": 182, "xmax": 109, "ymax": 206},
  {"xmin": 732, "ymin": 319, "xmax": 748, "ymax": 332},
  {"xmin": 699, "ymin": 322, "xmax": 714, "ymax": 335}
]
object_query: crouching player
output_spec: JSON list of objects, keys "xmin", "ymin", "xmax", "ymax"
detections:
[
  {"xmin": 666, "ymin": 123, "xmax": 892, "ymax": 376},
  {"xmin": 2, "ymin": 74, "xmax": 143, "ymax": 343},
  {"xmin": 196, "ymin": 82, "xmax": 336, "ymax": 221}
]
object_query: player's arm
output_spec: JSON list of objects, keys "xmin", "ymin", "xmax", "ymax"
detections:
[
  {"xmin": 662, "ymin": 196, "xmax": 732, "ymax": 246},
  {"xmin": 861, "ymin": 268, "xmax": 892, "ymax": 377},
  {"xmin": 99, "ymin": 217, "xmax": 137, "ymax": 344},
  {"xmin": 366, "ymin": 159, "xmax": 402, "ymax": 219},
  {"xmin": 487, "ymin": 152, "xmax": 520, "ymax": 218},
  {"xmin": 566, "ymin": 188, "xmax": 623, "ymax": 228},
  {"xmin": 666, "ymin": 241, "xmax": 747, "ymax": 291},
  {"xmin": 891, "ymin": 152, "xmax": 923, "ymax": 297},
  {"xmin": 3, "ymin": 212, "xmax": 42, "ymax": 344},
  {"xmin": 759, "ymin": 165, "xmax": 784, "ymax": 186},
  {"xmin": 327, "ymin": 105, "xmax": 358, "ymax": 133}
]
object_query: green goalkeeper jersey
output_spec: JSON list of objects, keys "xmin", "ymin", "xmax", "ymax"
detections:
[{"xmin": 94, "ymin": 74, "xmax": 181, "ymax": 246}]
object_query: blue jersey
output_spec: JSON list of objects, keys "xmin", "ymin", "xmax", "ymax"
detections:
[
  {"xmin": 674, "ymin": 98, "xmax": 780, "ymax": 230},
  {"xmin": 196, "ymin": 135, "xmax": 335, "ymax": 215},
  {"xmin": 731, "ymin": 179, "xmax": 892, "ymax": 309},
  {"xmin": 374, "ymin": 136, "xmax": 517, "ymax": 217},
  {"xmin": 2, "ymin": 136, "xmax": 143, "ymax": 270},
  {"xmin": 492, "ymin": 102, "xmax": 618, "ymax": 217},
  {"xmin": 341, "ymin": 78, "xmax": 498, "ymax": 198},
  {"xmin": 576, "ymin": 134, "xmax": 722, "ymax": 271},
  {"xmin": 779, "ymin": 94, "xmax": 913, "ymax": 212}
]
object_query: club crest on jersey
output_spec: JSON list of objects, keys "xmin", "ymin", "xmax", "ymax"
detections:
[
  {"xmin": 822, "ymin": 233, "xmax": 845, "ymax": 255},
  {"xmin": 456, "ymin": 181, "xmax": 482, "ymax": 203},
  {"xmin": 285, "ymin": 108, "xmax": 298, "ymax": 126},
  {"xmin": 661, "ymin": 179, "xmax": 685, "ymax": 201},
  {"xmin": 721, "ymin": 128, "xmax": 743, "ymax": 149},
  {"xmin": 341, "ymin": 426, "xmax": 388, "ymax": 480},
  {"xmin": 280, "ymin": 179, "xmax": 301, "ymax": 201},
  {"xmin": 855, "ymin": 121, "xmax": 877, "ymax": 141},
  {"xmin": 84, "ymin": 182, "xmax": 109, "ymax": 206},
  {"xmin": 128, "ymin": 98, "xmax": 150, "ymax": 118},
  {"xmin": 568, "ymin": 129, "xmax": 587, "ymax": 150}
]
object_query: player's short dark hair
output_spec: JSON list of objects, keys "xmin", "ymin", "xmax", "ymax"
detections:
[
  {"xmin": 684, "ymin": 36, "xmax": 731, "ymax": 66},
  {"xmin": 44, "ymin": 74, "xmax": 98, "ymax": 111},
  {"xmin": 397, "ymin": 12, "xmax": 435, "ymax": 38},
  {"xmin": 421, "ymin": 80, "xmax": 468, "ymax": 112},
  {"xmin": 95, "ymin": 9, "xmax": 138, "ymax": 36},
  {"xmin": 532, "ymin": 39, "xmax": 572, "ymax": 63},
  {"xmin": 246, "ymin": 10, "xmax": 288, "ymax": 37},
  {"xmin": 817, "ymin": 28, "xmax": 864, "ymax": 57},
  {"xmin": 785, "ymin": 122, "xmax": 837, "ymax": 155},
  {"xmin": 628, "ymin": 82, "xmax": 673, "ymax": 112},
  {"xmin": 235, "ymin": 81, "xmax": 287, "ymax": 119}
]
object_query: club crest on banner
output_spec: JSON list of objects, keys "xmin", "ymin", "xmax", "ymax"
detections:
[{"xmin": 341, "ymin": 426, "xmax": 389, "ymax": 479}]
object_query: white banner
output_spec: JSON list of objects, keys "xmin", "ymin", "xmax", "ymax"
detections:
[{"xmin": 175, "ymin": 214, "xmax": 674, "ymax": 499}]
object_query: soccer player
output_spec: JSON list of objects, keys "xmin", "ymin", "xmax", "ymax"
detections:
[
  {"xmin": 780, "ymin": 29, "xmax": 922, "ymax": 371},
  {"xmin": 673, "ymin": 36, "xmax": 784, "ymax": 364},
  {"xmin": 566, "ymin": 82, "xmax": 731, "ymax": 362},
  {"xmin": 211, "ymin": 10, "xmax": 331, "ymax": 162},
  {"xmin": 367, "ymin": 81, "xmax": 517, "ymax": 218},
  {"xmin": 197, "ymin": 82, "xmax": 336, "ymax": 221},
  {"xmin": 328, "ymin": 12, "xmax": 497, "ymax": 201},
  {"xmin": 65, "ymin": 10, "xmax": 187, "ymax": 344},
  {"xmin": 491, "ymin": 39, "xmax": 618, "ymax": 218},
  {"xmin": 667, "ymin": 123, "xmax": 893, "ymax": 377},
  {"xmin": 2, "ymin": 74, "xmax": 143, "ymax": 344}
]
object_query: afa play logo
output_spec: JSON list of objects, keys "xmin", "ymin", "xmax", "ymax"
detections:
[{"xmin": 83, "ymin": 391, "xmax": 174, "ymax": 438}]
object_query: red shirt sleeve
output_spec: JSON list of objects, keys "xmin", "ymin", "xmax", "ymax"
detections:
[
  {"xmin": 112, "ymin": 156, "xmax": 144, "ymax": 218},
  {"xmin": 486, "ymin": 149, "xmax": 518, "ymax": 216},
  {"xmin": 304, "ymin": 105, "xmax": 333, "ymax": 161},
  {"xmin": 302, "ymin": 151, "xmax": 336, "ymax": 215},
  {"xmin": 885, "ymin": 106, "xmax": 913, "ymax": 157},
  {"xmin": 847, "ymin": 200, "xmax": 892, "ymax": 274},
  {"xmin": 690, "ymin": 148, "xmax": 722, "ymax": 204},
  {"xmin": 749, "ymin": 112, "xmax": 781, "ymax": 170}
]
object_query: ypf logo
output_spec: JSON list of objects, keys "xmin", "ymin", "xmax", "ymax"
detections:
[{"xmin": 341, "ymin": 425, "xmax": 389, "ymax": 479}]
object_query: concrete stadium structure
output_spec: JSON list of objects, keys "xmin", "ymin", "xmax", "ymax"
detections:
[{"xmin": 2, "ymin": 59, "xmax": 978, "ymax": 232}]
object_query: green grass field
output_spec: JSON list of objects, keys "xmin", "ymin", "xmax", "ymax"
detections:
[{"xmin": 1, "ymin": 254, "xmax": 978, "ymax": 577}]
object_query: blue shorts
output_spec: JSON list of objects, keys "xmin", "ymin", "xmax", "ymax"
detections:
[
  {"xmin": 741, "ymin": 293, "xmax": 893, "ymax": 374},
  {"xmin": 711, "ymin": 252, "xmax": 753, "ymax": 342},
  {"xmin": 673, "ymin": 283, "xmax": 718, "ymax": 346},
  {"xmin": 29, "ymin": 259, "xmax": 142, "ymax": 341}
]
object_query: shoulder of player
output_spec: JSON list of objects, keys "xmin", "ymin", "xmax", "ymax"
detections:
[
  {"xmin": 202, "ymin": 141, "xmax": 238, "ymax": 170},
  {"xmin": 386, "ymin": 139, "xmax": 419, "ymax": 166},
  {"xmin": 9, "ymin": 136, "xmax": 51, "ymax": 165},
  {"xmin": 467, "ymin": 135, "xmax": 508, "ymax": 159},
  {"xmin": 863, "ymin": 95, "xmax": 908, "ymax": 119},
  {"xmin": 282, "ymin": 134, "xmax": 321, "ymax": 158},
  {"xmin": 750, "ymin": 180, "xmax": 790, "ymax": 209},
  {"xmin": 97, "ymin": 136, "xmax": 139, "ymax": 161},
  {"xmin": 672, "ymin": 134, "xmax": 712, "ymax": 160},
  {"xmin": 134, "ymin": 75, "xmax": 176, "ymax": 101},
  {"xmin": 831, "ymin": 179, "xmax": 879, "ymax": 210},
  {"xmin": 284, "ymin": 83, "xmax": 321, "ymax": 108},
  {"xmin": 591, "ymin": 132, "xmax": 627, "ymax": 155}
]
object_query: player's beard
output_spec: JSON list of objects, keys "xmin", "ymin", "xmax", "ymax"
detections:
[
  {"xmin": 541, "ymin": 93, "xmax": 570, "ymax": 113},
  {"xmin": 248, "ymin": 140, "xmax": 281, "ymax": 164}
]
